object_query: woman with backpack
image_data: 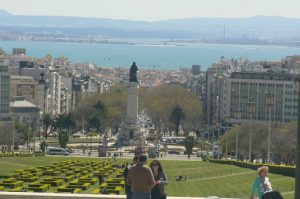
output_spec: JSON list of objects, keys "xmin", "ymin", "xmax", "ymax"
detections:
[{"xmin": 250, "ymin": 166, "xmax": 283, "ymax": 199}]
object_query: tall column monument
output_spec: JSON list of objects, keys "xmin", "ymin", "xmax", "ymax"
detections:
[{"xmin": 121, "ymin": 62, "xmax": 141, "ymax": 145}]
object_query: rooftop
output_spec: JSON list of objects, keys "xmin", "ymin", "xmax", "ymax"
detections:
[{"xmin": 10, "ymin": 98, "xmax": 38, "ymax": 108}]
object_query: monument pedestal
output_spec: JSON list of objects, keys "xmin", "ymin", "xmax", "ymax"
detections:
[{"xmin": 119, "ymin": 82, "xmax": 141, "ymax": 146}]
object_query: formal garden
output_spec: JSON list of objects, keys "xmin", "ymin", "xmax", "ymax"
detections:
[
  {"xmin": 0, "ymin": 157, "xmax": 125, "ymax": 194},
  {"xmin": 0, "ymin": 156, "xmax": 295, "ymax": 198}
]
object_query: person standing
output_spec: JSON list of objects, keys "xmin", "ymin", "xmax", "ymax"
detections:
[
  {"xmin": 127, "ymin": 155, "xmax": 155, "ymax": 199},
  {"xmin": 150, "ymin": 160, "xmax": 168, "ymax": 199},
  {"xmin": 124, "ymin": 156, "xmax": 139, "ymax": 199}
]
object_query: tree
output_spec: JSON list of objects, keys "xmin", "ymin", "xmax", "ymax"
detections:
[
  {"xmin": 15, "ymin": 122, "xmax": 32, "ymax": 148},
  {"xmin": 218, "ymin": 121, "xmax": 297, "ymax": 164},
  {"xmin": 184, "ymin": 136, "xmax": 195, "ymax": 156},
  {"xmin": 140, "ymin": 84, "xmax": 203, "ymax": 137},
  {"xmin": 87, "ymin": 100, "xmax": 107, "ymax": 132},
  {"xmin": 58, "ymin": 131, "xmax": 69, "ymax": 149},
  {"xmin": 52, "ymin": 114, "xmax": 76, "ymax": 135},
  {"xmin": 72, "ymin": 84, "xmax": 127, "ymax": 135},
  {"xmin": 170, "ymin": 103, "xmax": 185, "ymax": 136},
  {"xmin": 0, "ymin": 121, "xmax": 24, "ymax": 146},
  {"xmin": 41, "ymin": 113, "xmax": 53, "ymax": 138}
]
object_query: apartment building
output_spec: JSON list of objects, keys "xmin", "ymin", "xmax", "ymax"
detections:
[
  {"xmin": 10, "ymin": 75, "xmax": 38, "ymax": 105},
  {"xmin": 229, "ymin": 72, "xmax": 298, "ymax": 123},
  {"xmin": 0, "ymin": 66, "xmax": 10, "ymax": 120}
]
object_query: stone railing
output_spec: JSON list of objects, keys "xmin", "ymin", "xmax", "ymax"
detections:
[{"xmin": 0, "ymin": 192, "xmax": 223, "ymax": 199}]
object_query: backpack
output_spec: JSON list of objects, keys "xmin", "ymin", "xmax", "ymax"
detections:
[{"xmin": 262, "ymin": 191, "xmax": 283, "ymax": 199}]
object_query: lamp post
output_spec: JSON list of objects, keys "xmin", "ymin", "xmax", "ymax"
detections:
[
  {"xmin": 26, "ymin": 123, "xmax": 30, "ymax": 152},
  {"xmin": 224, "ymin": 117, "xmax": 229, "ymax": 159},
  {"xmin": 246, "ymin": 102, "xmax": 256, "ymax": 162},
  {"xmin": 265, "ymin": 92, "xmax": 274, "ymax": 163},
  {"xmin": 217, "ymin": 123, "xmax": 220, "ymax": 159},
  {"xmin": 12, "ymin": 114, "xmax": 15, "ymax": 153},
  {"xmin": 235, "ymin": 112, "xmax": 241, "ymax": 160},
  {"xmin": 212, "ymin": 122, "xmax": 215, "ymax": 147}
]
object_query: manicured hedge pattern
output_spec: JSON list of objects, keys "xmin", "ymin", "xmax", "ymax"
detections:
[{"xmin": 0, "ymin": 159, "xmax": 126, "ymax": 194}]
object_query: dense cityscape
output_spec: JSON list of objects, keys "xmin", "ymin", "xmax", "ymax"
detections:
[{"xmin": 1, "ymin": 0, "xmax": 300, "ymax": 198}]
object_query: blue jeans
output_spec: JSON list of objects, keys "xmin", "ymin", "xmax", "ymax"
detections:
[
  {"xmin": 126, "ymin": 192, "xmax": 132, "ymax": 199},
  {"xmin": 132, "ymin": 192, "xmax": 151, "ymax": 199}
]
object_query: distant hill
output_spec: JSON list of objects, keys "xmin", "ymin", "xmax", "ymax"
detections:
[{"xmin": 1, "ymin": 10, "xmax": 300, "ymax": 42}]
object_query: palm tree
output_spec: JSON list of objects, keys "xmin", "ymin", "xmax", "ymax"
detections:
[
  {"xmin": 170, "ymin": 103, "xmax": 185, "ymax": 136},
  {"xmin": 41, "ymin": 113, "xmax": 53, "ymax": 138},
  {"xmin": 52, "ymin": 114, "xmax": 76, "ymax": 135}
]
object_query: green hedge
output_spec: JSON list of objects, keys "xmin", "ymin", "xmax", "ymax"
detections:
[
  {"xmin": 9, "ymin": 186, "xmax": 23, "ymax": 192},
  {"xmin": 67, "ymin": 182, "xmax": 90, "ymax": 190},
  {"xmin": 0, "ymin": 153, "xmax": 45, "ymax": 157},
  {"xmin": 57, "ymin": 185, "xmax": 81, "ymax": 193},
  {"xmin": 209, "ymin": 159, "xmax": 295, "ymax": 177},
  {"xmin": 0, "ymin": 181, "xmax": 24, "ymax": 188},
  {"xmin": 18, "ymin": 176, "xmax": 38, "ymax": 182},
  {"xmin": 103, "ymin": 186, "xmax": 123, "ymax": 194},
  {"xmin": 42, "ymin": 179, "xmax": 64, "ymax": 186},
  {"xmin": 28, "ymin": 184, "xmax": 50, "ymax": 192}
]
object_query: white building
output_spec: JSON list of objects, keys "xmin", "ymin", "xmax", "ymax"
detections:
[
  {"xmin": 47, "ymin": 71, "xmax": 61, "ymax": 115},
  {"xmin": 205, "ymin": 56, "xmax": 298, "ymax": 126}
]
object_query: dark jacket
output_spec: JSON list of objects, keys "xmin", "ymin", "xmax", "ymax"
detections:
[{"xmin": 152, "ymin": 170, "xmax": 168, "ymax": 198}]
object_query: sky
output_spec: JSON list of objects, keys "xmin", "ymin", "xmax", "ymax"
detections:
[{"xmin": 1, "ymin": 0, "xmax": 300, "ymax": 21}]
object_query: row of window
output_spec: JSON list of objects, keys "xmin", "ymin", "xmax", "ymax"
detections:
[
  {"xmin": 1, "ymin": 76, "xmax": 9, "ymax": 80},
  {"xmin": 237, "ymin": 82, "xmax": 293, "ymax": 88}
]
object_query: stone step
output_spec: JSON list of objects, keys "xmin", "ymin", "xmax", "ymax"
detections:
[{"xmin": 0, "ymin": 192, "xmax": 238, "ymax": 199}]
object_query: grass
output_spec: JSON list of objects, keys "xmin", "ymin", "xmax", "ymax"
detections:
[
  {"xmin": 159, "ymin": 160, "xmax": 294, "ymax": 198},
  {"xmin": 0, "ymin": 156, "xmax": 295, "ymax": 198}
]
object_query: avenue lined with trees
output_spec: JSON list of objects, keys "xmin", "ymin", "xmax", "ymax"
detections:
[{"xmin": 38, "ymin": 83, "xmax": 299, "ymax": 165}]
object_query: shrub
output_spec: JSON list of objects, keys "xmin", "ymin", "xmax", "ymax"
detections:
[
  {"xmin": 9, "ymin": 186, "xmax": 23, "ymax": 192},
  {"xmin": 57, "ymin": 185, "xmax": 81, "ymax": 193},
  {"xmin": 208, "ymin": 159, "xmax": 295, "ymax": 177},
  {"xmin": 28, "ymin": 184, "xmax": 50, "ymax": 192}
]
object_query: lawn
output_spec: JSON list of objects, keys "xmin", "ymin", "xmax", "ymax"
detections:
[{"xmin": 0, "ymin": 156, "xmax": 295, "ymax": 198}]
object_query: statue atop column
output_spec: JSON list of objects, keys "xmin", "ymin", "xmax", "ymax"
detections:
[{"xmin": 129, "ymin": 62, "xmax": 138, "ymax": 82}]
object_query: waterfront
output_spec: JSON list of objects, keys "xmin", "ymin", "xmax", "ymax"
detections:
[{"xmin": 1, "ymin": 40, "xmax": 300, "ymax": 70}]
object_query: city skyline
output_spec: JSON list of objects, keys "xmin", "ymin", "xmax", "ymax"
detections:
[{"xmin": 1, "ymin": 0, "xmax": 300, "ymax": 21}]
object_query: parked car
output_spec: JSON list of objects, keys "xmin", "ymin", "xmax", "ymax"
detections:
[
  {"xmin": 168, "ymin": 150, "xmax": 181, "ymax": 155},
  {"xmin": 46, "ymin": 147, "xmax": 69, "ymax": 155}
]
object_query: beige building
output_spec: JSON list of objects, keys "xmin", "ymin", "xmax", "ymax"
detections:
[
  {"xmin": 10, "ymin": 96, "xmax": 40, "ymax": 132},
  {"xmin": 10, "ymin": 75, "xmax": 39, "ymax": 106}
]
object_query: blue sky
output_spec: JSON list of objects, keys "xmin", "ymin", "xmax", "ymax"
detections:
[{"xmin": 1, "ymin": 0, "xmax": 300, "ymax": 21}]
